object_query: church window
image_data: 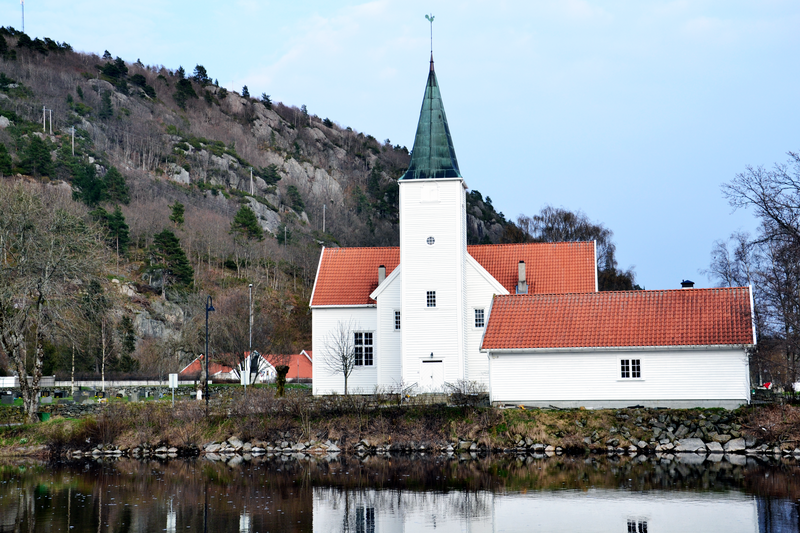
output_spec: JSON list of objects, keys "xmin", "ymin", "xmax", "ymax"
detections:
[
  {"xmin": 426, "ymin": 236, "xmax": 435, "ymax": 245},
  {"xmin": 427, "ymin": 291, "xmax": 436, "ymax": 307},
  {"xmin": 474, "ymin": 308, "xmax": 485, "ymax": 328},
  {"xmin": 621, "ymin": 359, "xmax": 641, "ymax": 379},
  {"xmin": 354, "ymin": 332, "xmax": 373, "ymax": 366},
  {"xmin": 395, "ymin": 310, "xmax": 401, "ymax": 330}
]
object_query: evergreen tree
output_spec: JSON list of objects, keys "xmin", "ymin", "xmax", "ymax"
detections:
[
  {"xmin": 231, "ymin": 204, "xmax": 263, "ymax": 241},
  {"xmin": 176, "ymin": 66, "xmax": 186, "ymax": 79},
  {"xmin": 116, "ymin": 315, "xmax": 139, "ymax": 372},
  {"xmin": 19, "ymin": 135, "xmax": 53, "ymax": 177},
  {"xmin": 90, "ymin": 206, "xmax": 130, "ymax": 253},
  {"xmin": 286, "ymin": 184, "xmax": 305, "ymax": 212},
  {"xmin": 260, "ymin": 93, "xmax": 272, "ymax": 109},
  {"xmin": 192, "ymin": 65, "xmax": 211, "ymax": 85},
  {"xmin": 102, "ymin": 50, "xmax": 112, "ymax": 60},
  {"xmin": 173, "ymin": 79, "xmax": 198, "ymax": 110},
  {"xmin": 98, "ymin": 90, "xmax": 113, "ymax": 119},
  {"xmin": 152, "ymin": 229, "xmax": 194, "ymax": 288},
  {"xmin": 103, "ymin": 166, "xmax": 130, "ymax": 204},
  {"xmin": 0, "ymin": 143, "xmax": 12, "ymax": 175},
  {"xmin": 169, "ymin": 201, "xmax": 185, "ymax": 227},
  {"xmin": 242, "ymin": 85, "xmax": 250, "ymax": 98},
  {"xmin": 72, "ymin": 163, "xmax": 105, "ymax": 206}
]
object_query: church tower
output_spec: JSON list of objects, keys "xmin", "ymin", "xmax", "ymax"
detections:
[{"xmin": 399, "ymin": 56, "xmax": 468, "ymax": 390}]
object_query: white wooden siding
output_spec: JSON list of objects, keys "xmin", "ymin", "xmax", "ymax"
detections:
[
  {"xmin": 375, "ymin": 272, "xmax": 403, "ymax": 388},
  {"xmin": 312, "ymin": 307, "xmax": 378, "ymax": 395},
  {"xmin": 464, "ymin": 259, "xmax": 507, "ymax": 386},
  {"xmin": 488, "ymin": 347, "xmax": 750, "ymax": 408},
  {"xmin": 400, "ymin": 179, "xmax": 467, "ymax": 390}
]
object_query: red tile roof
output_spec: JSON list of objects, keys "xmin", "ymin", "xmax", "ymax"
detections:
[
  {"xmin": 481, "ymin": 287, "xmax": 754, "ymax": 350},
  {"xmin": 311, "ymin": 242, "xmax": 596, "ymax": 306},
  {"xmin": 311, "ymin": 247, "xmax": 400, "ymax": 306},
  {"xmin": 468, "ymin": 242, "xmax": 596, "ymax": 295},
  {"xmin": 264, "ymin": 352, "xmax": 313, "ymax": 380},
  {"xmin": 179, "ymin": 356, "xmax": 234, "ymax": 376}
]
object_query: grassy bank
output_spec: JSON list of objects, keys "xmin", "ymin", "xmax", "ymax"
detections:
[{"xmin": 0, "ymin": 387, "xmax": 793, "ymax": 456}]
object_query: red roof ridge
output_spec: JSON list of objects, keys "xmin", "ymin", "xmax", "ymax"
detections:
[{"xmin": 494, "ymin": 286, "xmax": 751, "ymax": 298}]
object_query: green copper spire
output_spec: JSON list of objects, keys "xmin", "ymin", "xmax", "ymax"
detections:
[{"xmin": 400, "ymin": 56, "xmax": 461, "ymax": 180}]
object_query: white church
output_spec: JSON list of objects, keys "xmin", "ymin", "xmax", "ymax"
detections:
[{"xmin": 310, "ymin": 57, "xmax": 756, "ymax": 409}]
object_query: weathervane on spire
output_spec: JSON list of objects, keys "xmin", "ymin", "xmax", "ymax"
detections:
[{"xmin": 425, "ymin": 14, "xmax": 435, "ymax": 55}]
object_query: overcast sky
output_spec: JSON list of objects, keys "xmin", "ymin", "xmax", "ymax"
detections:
[{"xmin": 3, "ymin": 0, "xmax": 799, "ymax": 289}]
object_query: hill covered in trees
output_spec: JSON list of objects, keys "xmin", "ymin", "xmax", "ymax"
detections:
[{"xmin": 0, "ymin": 26, "xmax": 637, "ymax": 384}]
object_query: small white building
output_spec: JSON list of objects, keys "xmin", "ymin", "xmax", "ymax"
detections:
[{"xmin": 310, "ymin": 57, "xmax": 755, "ymax": 407}]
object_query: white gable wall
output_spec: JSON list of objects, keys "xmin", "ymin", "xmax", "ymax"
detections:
[
  {"xmin": 487, "ymin": 346, "xmax": 751, "ymax": 409},
  {"xmin": 312, "ymin": 307, "xmax": 378, "ymax": 395},
  {"xmin": 400, "ymin": 178, "xmax": 467, "ymax": 391},
  {"xmin": 464, "ymin": 258, "xmax": 508, "ymax": 385},
  {"xmin": 374, "ymin": 271, "xmax": 403, "ymax": 389}
]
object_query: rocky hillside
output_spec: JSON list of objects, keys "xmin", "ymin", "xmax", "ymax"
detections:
[{"xmin": 0, "ymin": 27, "xmax": 508, "ymax": 377}]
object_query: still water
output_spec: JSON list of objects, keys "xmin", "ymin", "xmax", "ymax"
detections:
[{"xmin": 1, "ymin": 453, "xmax": 799, "ymax": 532}]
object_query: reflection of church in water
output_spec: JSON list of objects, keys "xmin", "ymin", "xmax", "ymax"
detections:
[{"xmin": 312, "ymin": 486, "xmax": 773, "ymax": 533}]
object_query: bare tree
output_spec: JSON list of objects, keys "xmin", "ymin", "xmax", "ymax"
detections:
[
  {"xmin": 323, "ymin": 320, "xmax": 358, "ymax": 395},
  {"xmin": 0, "ymin": 182, "xmax": 106, "ymax": 422},
  {"xmin": 715, "ymin": 152, "xmax": 800, "ymax": 388}
]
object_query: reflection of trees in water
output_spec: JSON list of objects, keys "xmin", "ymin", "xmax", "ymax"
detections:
[{"xmin": 2, "ymin": 454, "xmax": 800, "ymax": 531}]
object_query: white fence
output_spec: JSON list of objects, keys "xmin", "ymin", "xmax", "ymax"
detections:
[{"xmin": 0, "ymin": 376, "xmax": 56, "ymax": 388}]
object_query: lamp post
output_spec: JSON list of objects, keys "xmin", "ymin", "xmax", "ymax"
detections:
[
  {"xmin": 205, "ymin": 295, "xmax": 215, "ymax": 413},
  {"xmin": 249, "ymin": 284, "xmax": 253, "ymax": 352}
]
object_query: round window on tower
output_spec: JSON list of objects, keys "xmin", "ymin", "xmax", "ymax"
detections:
[{"xmin": 426, "ymin": 236, "xmax": 435, "ymax": 246}]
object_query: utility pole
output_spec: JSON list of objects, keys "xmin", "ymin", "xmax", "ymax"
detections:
[
  {"xmin": 323, "ymin": 204, "xmax": 326, "ymax": 234},
  {"xmin": 250, "ymin": 167, "xmax": 253, "ymax": 195},
  {"xmin": 42, "ymin": 106, "xmax": 46, "ymax": 132},
  {"xmin": 71, "ymin": 126, "xmax": 75, "ymax": 156},
  {"xmin": 48, "ymin": 109, "xmax": 52, "ymax": 134}
]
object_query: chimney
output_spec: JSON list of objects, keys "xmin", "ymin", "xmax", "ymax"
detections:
[
  {"xmin": 517, "ymin": 261, "xmax": 528, "ymax": 294},
  {"xmin": 378, "ymin": 265, "xmax": 386, "ymax": 285},
  {"xmin": 681, "ymin": 279, "xmax": 694, "ymax": 288}
]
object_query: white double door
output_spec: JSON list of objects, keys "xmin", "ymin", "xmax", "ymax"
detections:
[{"xmin": 419, "ymin": 360, "xmax": 444, "ymax": 391}]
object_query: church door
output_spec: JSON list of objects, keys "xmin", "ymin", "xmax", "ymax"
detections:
[{"xmin": 420, "ymin": 360, "xmax": 444, "ymax": 391}]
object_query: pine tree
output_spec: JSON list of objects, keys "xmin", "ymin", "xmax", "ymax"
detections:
[
  {"xmin": 231, "ymin": 204, "xmax": 263, "ymax": 241},
  {"xmin": 89, "ymin": 205, "xmax": 130, "ymax": 253},
  {"xmin": 72, "ymin": 164, "xmax": 105, "ymax": 206},
  {"xmin": 169, "ymin": 201, "xmax": 185, "ymax": 227},
  {"xmin": 19, "ymin": 135, "xmax": 53, "ymax": 177},
  {"xmin": 98, "ymin": 90, "xmax": 113, "ymax": 119},
  {"xmin": 103, "ymin": 167, "xmax": 130, "ymax": 204},
  {"xmin": 192, "ymin": 65, "xmax": 211, "ymax": 86},
  {"xmin": 242, "ymin": 85, "xmax": 250, "ymax": 98},
  {"xmin": 0, "ymin": 143, "xmax": 12, "ymax": 175},
  {"xmin": 152, "ymin": 229, "xmax": 194, "ymax": 288}
]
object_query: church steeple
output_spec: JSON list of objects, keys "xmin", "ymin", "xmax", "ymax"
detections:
[{"xmin": 400, "ymin": 57, "xmax": 461, "ymax": 180}]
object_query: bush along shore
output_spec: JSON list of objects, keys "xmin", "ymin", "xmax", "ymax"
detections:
[{"xmin": 1, "ymin": 387, "xmax": 799, "ymax": 460}]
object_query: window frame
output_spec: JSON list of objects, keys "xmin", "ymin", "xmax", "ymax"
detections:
[
  {"xmin": 394, "ymin": 310, "xmax": 401, "ymax": 331},
  {"xmin": 354, "ymin": 331, "xmax": 374, "ymax": 366},
  {"xmin": 426, "ymin": 290, "xmax": 436, "ymax": 308},
  {"xmin": 474, "ymin": 308, "xmax": 485, "ymax": 328},
  {"xmin": 619, "ymin": 358, "xmax": 643, "ymax": 380}
]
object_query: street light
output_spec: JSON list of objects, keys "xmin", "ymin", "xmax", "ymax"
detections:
[
  {"xmin": 205, "ymin": 295, "xmax": 215, "ymax": 414},
  {"xmin": 248, "ymin": 284, "xmax": 253, "ymax": 352}
]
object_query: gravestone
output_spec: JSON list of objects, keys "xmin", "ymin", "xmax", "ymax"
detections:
[
  {"xmin": 40, "ymin": 396, "xmax": 53, "ymax": 405},
  {"xmin": 54, "ymin": 390, "xmax": 65, "ymax": 399},
  {"xmin": 1, "ymin": 395, "xmax": 13, "ymax": 405},
  {"xmin": 129, "ymin": 393, "xmax": 139, "ymax": 402}
]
